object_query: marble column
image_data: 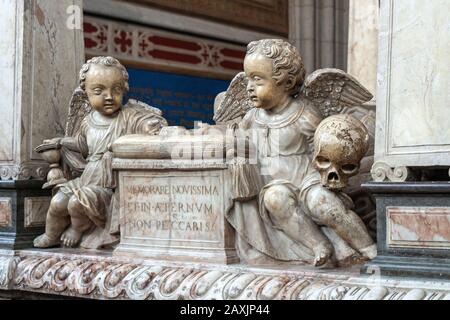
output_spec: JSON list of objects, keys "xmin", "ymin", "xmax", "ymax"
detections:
[
  {"xmin": 289, "ymin": 0, "xmax": 349, "ymax": 73},
  {"xmin": 363, "ymin": 0, "xmax": 450, "ymax": 279},
  {"xmin": 0, "ymin": 0, "xmax": 84, "ymax": 249},
  {"xmin": 347, "ymin": 0, "xmax": 379, "ymax": 96}
]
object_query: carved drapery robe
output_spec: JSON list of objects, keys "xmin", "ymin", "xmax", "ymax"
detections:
[
  {"xmin": 59, "ymin": 104, "xmax": 166, "ymax": 248},
  {"xmin": 226, "ymin": 99, "xmax": 324, "ymax": 263}
]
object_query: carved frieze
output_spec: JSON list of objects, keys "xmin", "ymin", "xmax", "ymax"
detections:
[
  {"xmin": 5, "ymin": 251, "xmax": 450, "ymax": 300},
  {"xmin": 0, "ymin": 164, "xmax": 48, "ymax": 181}
]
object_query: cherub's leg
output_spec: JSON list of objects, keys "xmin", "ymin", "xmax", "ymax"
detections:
[
  {"xmin": 60, "ymin": 195, "xmax": 93, "ymax": 247},
  {"xmin": 305, "ymin": 184, "xmax": 376, "ymax": 259},
  {"xmin": 33, "ymin": 191, "xmax": 70, "ymax": 248},
  {"xmin": 263, "ymin": 185, "xmax": 333, "ymax": 266}
]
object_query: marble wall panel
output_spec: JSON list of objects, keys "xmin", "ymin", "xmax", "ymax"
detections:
[
  {"xmin": 375, "ymin": 0, "xmax": 450, "ymax": 169},
  {"xmin": 24, "ymin": 197, "xmax": 50, "ymax": 228},
  {"xmin": 0, "ymin": 198, "xmax": 12, "ymax": 227},
  {"xmin": 27, "ymin": 0, "xmax": 84, "ymax": 160},
  {"xmin": 0, "ymin": 0, "xmax": 84, "ymax": 179},
  {"xmin": 114, "ymin": 163, "xmax": 238, "ymax": 264},
  {"xmin": 122, "ymin": 173, "xmax": 223, "ymax": 242},
  {"xmin": 0, "ymin": 0, "xmax": 18, "ymax": 162},
  {"xmin": 387, "ymin": 206, "xmax": 450, "ymax": 249}
]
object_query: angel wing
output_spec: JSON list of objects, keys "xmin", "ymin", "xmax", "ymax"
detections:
[
  {"xmin": 213, "ymin": 72, "xmax": 253, "ymax": 123},
  {"xmin": 126, "ymin": 98, "xmax": 165, "ymax": 117},
  {"xmin": 65, "ymin": 87, "xmax": 92, "ymax": 137},
  {"xmin": 299, "ymin": 68, "xmax": 373, "ymax": 118}
]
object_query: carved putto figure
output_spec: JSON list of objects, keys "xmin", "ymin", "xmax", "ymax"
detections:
[
  {"xmin": 216, "ymin": 39, "xmax": 376, "ymax": 266},
  {"xmin": 34, "ymin": 57, "xmax": 167, "ymax": 248}
]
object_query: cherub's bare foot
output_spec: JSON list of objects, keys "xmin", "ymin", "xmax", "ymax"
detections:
[
  {"xmin": 60, "ymin": 227, "xmax": 83, "ymax": 247},
  {"xmin": 33, "ymin": 234, "xmax": 60, "ymax": 248},
  {"xmin": 313, "ymin": 242, "xmax": 333, "ymax": 267}
]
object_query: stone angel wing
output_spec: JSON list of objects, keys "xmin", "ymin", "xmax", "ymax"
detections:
[
  {"xmin": 61, "ymin": 87, "xmax": 92, "ymax": 177},
  {"xmin": 300, "ymin": 68, "xmax": 373, "ymax": 118},
  {"xmin": 65, "ymin": 87, "xmax": 92, "ymax": 137},
  {"xmin": 125, "ymin": 98, "xmax": 165, "ymax": 117},
  {"xmin": 213, "ymin": 72, "xmax": 253, "ymax": 123}
]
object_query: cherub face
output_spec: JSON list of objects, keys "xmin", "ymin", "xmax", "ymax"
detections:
[
  {"xmin": 85, "ymin": 64, "xmax": 125, "ymax": 116},
  {"xmin": 244, "ymin": 53, "xmax": 290, "ymax": 110}
]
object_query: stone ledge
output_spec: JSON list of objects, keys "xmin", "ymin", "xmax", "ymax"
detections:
[{"xmin": 1, "ymin": 249, "xmax": 450, "ymax": 300}]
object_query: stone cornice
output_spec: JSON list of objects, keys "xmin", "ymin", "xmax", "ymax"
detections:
[{"xmin": 1, "ymin": 250, "xmax": 449, "ymax": 300}]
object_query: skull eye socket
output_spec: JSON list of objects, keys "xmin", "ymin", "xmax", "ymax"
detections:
[
  {"xmin": 316, "ymin": 156, "xmax": 331, "ymax": 168},
  {"xmin": 341, "ymin": 164, "xmax": 358, "ymax": 173}
]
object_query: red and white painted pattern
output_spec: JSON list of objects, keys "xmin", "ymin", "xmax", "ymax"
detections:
[{"xmin": 83, "ymin": 15, "xmax": 245, "ymax": 77}]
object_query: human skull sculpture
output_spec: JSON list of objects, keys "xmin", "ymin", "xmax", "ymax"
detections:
[{"xmin": 313, "ymin": 114, "xmax": 369, "ymax": 191}]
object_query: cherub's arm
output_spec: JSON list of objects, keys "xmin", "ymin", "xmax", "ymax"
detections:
[
  {"xmin": 42, "ymin": 136, "xmax": 81, "ymax": 153},
  {"xmin": 131, "ymin": 115, "xmax": 166, "ymax": 136},
  {"xmin": 60, "ymin": 137, "xmax": 80, "ymax": 152},
  {"xmin": 63, "ymin": 119, "xmax": 89, "ymax": 158},
  {"xmin": 124, "ymin": 100, "xmax": 168, "ymax": 135}
]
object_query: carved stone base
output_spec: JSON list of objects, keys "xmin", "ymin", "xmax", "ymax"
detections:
[
  {"xmin": 362, "ymin": 182, "xmax": 450, "ymax": 279},
  {"xmin": 0, "ymin": 250, "xmax": 20, "ymax": 290},
  {"xmin": 0, "ymin": 249, "xmax": 449, "ymax": 300},
  {"xmin": 362, "ymin": 256, "xmax": 450, "ymax": 279},
  {"xmin": 0, "ymin": 180, "xmax": 51, "ymax": 249}
]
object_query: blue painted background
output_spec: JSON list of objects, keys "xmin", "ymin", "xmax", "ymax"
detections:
[{"xmin": 125, "ymin": 67, "xmax": 230, "ymax": 128}]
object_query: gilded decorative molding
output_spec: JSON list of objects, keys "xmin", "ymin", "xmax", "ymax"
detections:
[
  {"xmin": 371, "ymin": 161, "xmax": 412, "ymax": 182},
  {"xmin": 3, "ymin": 251, "xmax": 449, "ymax": 300}
]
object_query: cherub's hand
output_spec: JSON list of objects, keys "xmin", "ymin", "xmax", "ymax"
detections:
[{"xmin": 142, "ymin": 119, "xmax": 162, "ymax": 135}]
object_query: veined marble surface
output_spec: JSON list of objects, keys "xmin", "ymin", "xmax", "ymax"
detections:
[
  {"xmin": 374, "ymin": 0, "xmax": 450, "ymax": 172},
  {"xmin": 0, "ymin": 0, "xmax": 16, "ymax": 162},
  {"xmin": 0, "ymin": 0, "xmax": 84, "ymax": 180},
  {"xmin": 347, "ymin": 0, "xmax": 378, "ymax": 96},
  {"xmin": 387, "ymin": 207, "xmax": 450, "ymax": 249}
]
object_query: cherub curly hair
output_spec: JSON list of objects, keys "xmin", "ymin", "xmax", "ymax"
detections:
[
  {"xmin": 246, "ymin": 39, "xmax": 306, "ymax": 95},
  {"xmin": 78, "ymin": 56, "xmax": 129, "ymax": 92}
]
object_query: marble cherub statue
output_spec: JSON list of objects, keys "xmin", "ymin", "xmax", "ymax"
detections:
[
  {"xmin": 34, "ymin": 56, "xmax": 167, "ymax": 248},
  {"xmin": 216, "ymin": 39, "xmax": 376, "ymax": 266}
]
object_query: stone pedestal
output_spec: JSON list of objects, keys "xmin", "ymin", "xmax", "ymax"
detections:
[
  {"xmin": 0, "ymin": 0, "xmax": 84, "ymax": 248},
  {"xmin": 363, "ymin": 1, "xmax": 450, "ymax": 279},
  {"xmin": 362, "ymin": 183, "xmax": 450, "ymax": 279},
  {"xmin": 111, "ymin": 134, "xmax": 239, "ymax": 264},
  {"xmin": 0, "ymin": 181, "xmax": 51, "ymax": 249},
  {"xmin": 372, "ymin": 0, "xmax": 450, "ymax": 177}
]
